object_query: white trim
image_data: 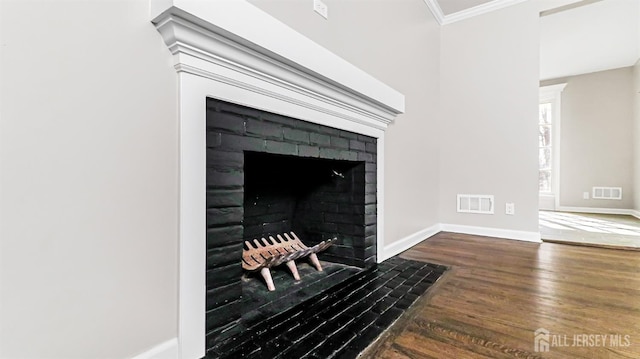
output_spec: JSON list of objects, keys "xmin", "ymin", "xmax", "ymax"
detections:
[
  {"xmin": 130, "ymin": 338, "xmax": 178, "ymax": 359},
  {"xmin": 422, "ymin": 0, "xmax": 445, "ymax": 25},
  {"xmin": 440, "ymin": 223, "xmax": 542, "ymax": 243},
  {"xmin": 539, "ymin": 83, "xmax": 568, "ymax": 99},
  {"xmin": 631, "ymin": 210, "xmax": 640, "ymax": 220},
  {"xmin": 555, "ymin": 206, "xmax": 639, "ymax": 216},
  {"xmin": 376, "ymin": 136, "xmax": 385, "ymax": 264},
  {"xmin": 423, "ymin": 0, "xmax": 527, "ymax": 25},
  {"xmin": 151, "ymin": 0, "xmax": 404, "ymax": 118},
  {"xmin": 150, "ymin": 2, "xmax": 403, "ymax": 358},
  {"xmin": 379, "ymin": 224, "xmax": 441, "ymax": 262},
  {"xmin": 539, "ymin": 83, "xmax": 567, "ymax": 210}
]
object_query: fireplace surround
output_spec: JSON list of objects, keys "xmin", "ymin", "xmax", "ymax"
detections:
[
  {"xmin": 206, "ymin": 98, "xmax": 379, "ymax": 349},
  {"xmin": 151, "ymin": 1, "xmax": 404, "ymax": 357}
]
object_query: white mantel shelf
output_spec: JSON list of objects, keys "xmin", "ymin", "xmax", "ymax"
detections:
[
  {"xmin": 150, "ymin": 1, "xmax": 404, "ymax": 358},
  {"xmin": 151, "ymin": 0, "xmax": 404, "ymax": 131}
]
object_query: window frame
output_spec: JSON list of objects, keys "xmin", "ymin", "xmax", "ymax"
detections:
[{"xmin": 539, "ymin": 83, "xmax": 566, "ymax": 210}]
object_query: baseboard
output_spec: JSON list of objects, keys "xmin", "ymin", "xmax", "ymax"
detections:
[
  {"xmin": 440, "ymin": 223, "xmax": 542, "ymax": 243},
  {"xmin": 555, "ymin": 206, "xmax": 637, "ymax": 217},
  {"xmin": 130, "ymin": 338, "xmax": 178, "ymax": 359},
  {"xmin": 632, "ymin": 210, "xmax": 640, "ymax": 220},
  {"xmin": 379, "ymin": 223, "xmax": 441, "ymax": 262}
]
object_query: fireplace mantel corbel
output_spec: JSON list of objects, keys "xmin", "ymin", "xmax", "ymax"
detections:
[{"xmin": 150, "ymin": 1, "xmax": 404, "ymax": 358}]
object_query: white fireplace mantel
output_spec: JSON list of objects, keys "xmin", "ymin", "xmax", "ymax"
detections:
[{"xmin": 150, "ymin": 1, "xmax": 404, "ymax": 358}]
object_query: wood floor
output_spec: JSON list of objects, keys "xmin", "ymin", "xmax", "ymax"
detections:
[{"xmin": 364, "ymin": 232, "xmax": 640, "ymax": 359}]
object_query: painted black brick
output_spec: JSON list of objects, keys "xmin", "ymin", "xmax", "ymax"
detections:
[
  {"xmin": 338, "ymin": 224, "xmax": 364, "ymax": 236},
  {"xmin": 283, "ymin": 128, "xmax": 310, "ymax": 143},
  {"xmin": 298, "ymin": 145, "xmax": 320, "ymax": 157},
  {"xmin": 310, "ymin": 133, "xmax": 331, "ymax": 146},
  {"xmin": 207, "ymin": 225, "xmax": 242, "ymax": 247},
  {"xmin": 208, "ymin": 132, "xmax": 222, "ymax": 148},
  {"xmin": 207, "ymin": 150, "xmax": 244, "ymax": 169},
  {"xmin": 358, "ymin": 152, "xmax": 374, "ymax": 162},
  {"xmin": 349, "ymin": 140, "xmax": 366, "ymax": 151},
  {"xmin": 357, "ymin": 134, "xmax": 376, "ymax": 143},
  {"xmin": 246, "ymin": 119, "xmax": 283, "ymax": 139},
  {"xmin": 206, "ymin": 299, "xmax": 242, "ymax": 331},
  {"xmin": 207, "ymin": 112, "xmax": 245, "ymax": 134},
  {"xmin": 364, "ymin": 234, "xmax": 376, "ymax": 248},
  {"xmin": 365, "ymin": 173, "xmax": 376, "ymax": 184},
  {"xmin": 364, "ymin": 245, "xmax": 376, "ymax": 258},
  {"xmin": 265, "ymin": 140, "xmax": 298, "ymax": 156},
  {"xmin": 317, "ymin": 126, "xmax": 340, "ymax": 136},
  {"xmin": 330, "ymin": 136, "xmax": 349, "ymax": 149},
  {"xmin": 207, "ymin": 189, "xmax": 243, "ymax": 208},
  {"xmin": 206, "ymin": 168, "xmax": 243, "ymax": 188},
  {"xmin": 365, "ymin": 226, "xmax": 376, "ymax": 237},
  {"xmin": 365, "ymin": 184, "xmax": 376, "ymax": 194},
  {"xmin": 365, "ymin": 162, "xmax": 376, "ymax": 173},
  {"xmin": 365, "ymin": 204, "xmax": 376, "ymax": 215},
  {"xmin": 339, "ymin": 151, "xmax": 358, "ymax": 161},
  {"xmin": 207, "ymin": 265, "xmax": 242, "ymax": 289},
  {"xmin": 216, "ymin": 100, "xmax": 265, "ymax": 119},
  {"xmin": 319, "ymin": 148, "xmax": 341, "ymax": 159},
  {"xmin": 219, "ymin": 133, "xmax": 265, "ymax": 152},
  {"xmin": 365, "ymin": 194, "xmax": 376, "ymax": 205},
  {"xmin": 340, "ymin": 131, "xmax": 359, "ymax": 140},
  {"xmin": 206, "ymin": 281, "xmax": 242, "ymax": 311},
  {"xmin": 207, "ymin": 243, "xmax": 243, "ymax": 269},
  {"xmin": 206, "ymin": 98, "xmax": 380, "ymax": 353}
]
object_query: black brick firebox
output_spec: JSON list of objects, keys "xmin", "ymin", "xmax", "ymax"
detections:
[{"xmin": 205, "ymin": 98, "xmax": 378, "ymax": 351}]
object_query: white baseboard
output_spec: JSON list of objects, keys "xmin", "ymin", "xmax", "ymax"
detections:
[
  {"xmin": 130, "ymin": 338, "xmax": 178, "ymax": 359},
  {"xmin": 440, "ymin": 223, "xmax": 542, "ymax": 243},
  {"xmin": 555, "ymin": 206, "xmax": 637, "ymax": 217},
  {"xmin": 631, "ymin": 210, "xmax": 640, "ymax": 220},
  {"xmin": 379, "ymin": 223, "xmax": 441, "ymax": 262}
]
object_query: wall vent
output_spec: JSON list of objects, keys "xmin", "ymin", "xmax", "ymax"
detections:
[
  {"xmin": 592, "ymin": 187, "xmax": 622, "ymax": 200},
  {"xmin": 457, "ymin": 194, "xmax": 494, "ymax": 214}
]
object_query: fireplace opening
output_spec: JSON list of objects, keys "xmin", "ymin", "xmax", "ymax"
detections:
[
  {"xmin": 244, "ymin": 151, "xmax": 366, "ymax": 262},
  {"xmin": 206, "ymin": 98, "xmax": 378, "ymax": 351},
  {"xmin": 242, "ymin": 151, "xmax": 366, "ymax": 324}
]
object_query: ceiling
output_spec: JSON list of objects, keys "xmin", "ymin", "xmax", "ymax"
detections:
[
  {"xmin": 427, "ymin": 0, "xmax": 640, "ymax": 81},
  {"xmin": 539, "ymin": 0, "xmax": 640, "ymax": 80},
  {"xmin": 436, "ymin": 0, "xmax": 494, "ymax": 15}
]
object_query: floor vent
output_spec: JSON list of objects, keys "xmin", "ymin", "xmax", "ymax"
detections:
[
  {"xmin": 592, "ymin": 187, "xmax": 622, "ymax": 200},
  {"xmin": 457, "ymin": 194, "xmax": 494, "ymax": 214}
]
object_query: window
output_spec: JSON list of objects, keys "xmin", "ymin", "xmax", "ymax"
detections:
[
  {"xmin": 538, "ymin": 83, "xmax": 566, "ymax": 204},
  {"xmin": 538, "ymin": 102, "xmax": 553, "ymax": 192}
]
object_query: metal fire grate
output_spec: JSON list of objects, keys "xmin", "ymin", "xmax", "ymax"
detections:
[{"xmin": 242, "ymin": 232, "xmax": 336, "ymax": 291}]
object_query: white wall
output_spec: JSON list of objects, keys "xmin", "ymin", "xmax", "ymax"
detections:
[
  {"xmin": 247, "ymin": 0, "xmax": 442, "ymax": 244},
  {"xmin": 439, "ymin": 1, "xmax": 540, "ymax": 233},
  {"xmin": 0, "ymin": 1, "xmax": 178, "ymax": 358},
  {"xmin": 544, "ymin": 67, "xmax": 635, "ymax": 209}
]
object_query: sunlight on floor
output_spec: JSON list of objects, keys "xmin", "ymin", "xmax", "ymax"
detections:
[{"xmin": 539, "ymin": 211, "xmax": 640, "ymax": 249}]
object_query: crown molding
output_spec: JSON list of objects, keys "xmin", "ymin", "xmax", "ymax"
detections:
[
  {"xmin": 423, "ymin": 0, "xmax": 446, "ymax": 25},
  {"xmin": 424, "ymin": 0, "xmax": 527, "ymax": 25}
]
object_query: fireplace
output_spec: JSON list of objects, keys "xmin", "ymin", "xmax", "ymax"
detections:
[
  {"xmin": 151, "ymin": 1, "xmax": 404, "ymax": 358},
  {"xmin": 205, "ymin": 99, "xmax": 379, "ymax": 349}
]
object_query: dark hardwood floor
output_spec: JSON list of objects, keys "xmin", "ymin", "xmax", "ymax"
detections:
[{"xmin": 363, "ymin": 232, "xmax": 640, "ymax": 358}]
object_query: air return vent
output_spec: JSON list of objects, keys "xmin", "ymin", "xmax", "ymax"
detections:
[
  {"xmin": 592, "ymin": 187, "xmax": 622, "ymax": 200},
  {"xmin": 457, "ymin": 194, "xmax": 494, "ymax": 214}
]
